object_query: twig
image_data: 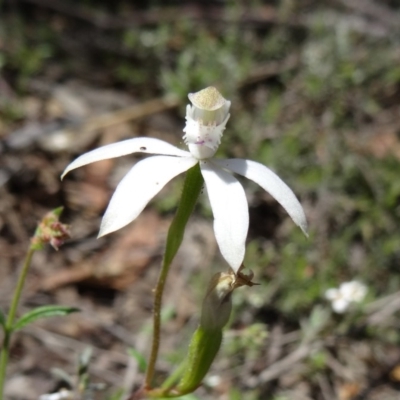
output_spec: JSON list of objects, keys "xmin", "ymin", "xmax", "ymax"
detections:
[
  {"xmin": 364, "ymin": 290, "xmax": 400, "ymax": 314},
  {"xmin": 240, "ymin": 54, "xmax": 300, "ymax": 87},
  {"xmin": 316, "ymin": 373, "xmax": 336, "ymax": 400},
  {"xmin": 366, "ymin": 294, "xmax": 400, "ymax": 326},
  {"xmin": 40, "ymin": 95, "xmax": 180, "ymax": 152},
  {"xmin": 27, "ymin": 325, "xmax": 128, "ymax": 385},
  {"xmin": 40, "ymin": 53, "xmax": 301, "ymax": 153},
  {"xmin": 17, "ymin": 0, "xmax": 300, "ymax": 30},
  {"xmin": 325, "ymin": 352, "xmax": 355, "ymax": 381},
  {"xmin": 301, "ymin": 10, "xmax": 390, "ymax": 38},
  {"xmin": 335, "ymin": 0, "xmax": 400, "ymax": 31},
  {"xmin": 251, "ymin": 341, "xmax": 322, "ymax": 385}
]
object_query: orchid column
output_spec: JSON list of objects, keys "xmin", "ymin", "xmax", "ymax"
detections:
[{"xmin": 62, "ymin": 87, "xmax": 307, "ymax": 396}]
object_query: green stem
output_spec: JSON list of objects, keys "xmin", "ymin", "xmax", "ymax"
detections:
[
  {"xmin": 144, "ymin": 163, "xmax": 204, "ymax": 389},
  {"xmin": 0, "ymin": 333, "xmax": 10, "ymax": 400},
  {"xmin": 160, "ymin": 360, "xmax": 187, "ymax": 391},
  {"xmin": 0, "ymin": 246, "xmax": 35, "ymax": 398}
]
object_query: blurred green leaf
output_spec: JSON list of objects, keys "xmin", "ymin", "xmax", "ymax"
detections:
[
  {"xmin": 106, "ymin": 388, "xmax": 124, "ymax": 400},
  {"xmin": 78, "ymin": 347, "xmax": 93, "ymax": 384},
  {"xmin": 159, "ymin": 394, "xmax": 200, "ymax": 400},
  {"xmin": 0, "ymin": 308, "xmax": 6, "ymax": 329},
  {"xmin": 127, "ymin": 348, "xmax": 147, "ymax": 373},
  {"xmin": 12, "ymin": 305, "xmax": 80, "ymax": 332},
  {"xmin": 50, "ymin": 367, "xmax": 74, "ymax": 387}
]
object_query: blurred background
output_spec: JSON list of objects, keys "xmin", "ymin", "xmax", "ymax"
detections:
[{"xmin": 1, "ymin": 0, "xmax": 400, "ymax": 399}]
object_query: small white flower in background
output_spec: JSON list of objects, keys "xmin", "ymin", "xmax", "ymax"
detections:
[
  {"xmin": 39, "ymin": 389, "xmax": 73, "ymax": 400},
  {"xmin": 62, "ymin": 87, "xmax": 307, "ymax": 273},
  {"xmin": 204, "ymin": 374, "xmax": 222, "ymax": 388},
  {"xmin": 325, "ymin": 280, "xmax": 367, "ymax": 313}
]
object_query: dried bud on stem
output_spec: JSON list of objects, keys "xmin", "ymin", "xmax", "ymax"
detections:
[
  {"xmin": 201, "ymin": 266, "xmax": 258, "ymax": 331},
  {"xmin": 31, "ymin": 207, "xmax": 71, "ymax": 251}
]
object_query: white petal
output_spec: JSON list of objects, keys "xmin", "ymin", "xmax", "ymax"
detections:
[
  {"xmin": 99, "ymin": 156, "xmax": 197, "ymax": 236},
  {"xmin": 324, "ymin": 288, "xmax": 339, "ymax": 301},
  {"xmin": 200, "ymin": 161, "xmax": 249, "ymax": 272},
  {"xmin": 332, "ymin": 298, "xmax": 349, "ymax": 313},
  {"xmin": 61, "ymin": 137, "xmax": 191, "ymax": 179},
  {"xmin": 214, "ymin": 159, "xmax": 308, "ymax": 235},
  {"xmin": 340, "ymin": 281, "xmax": 367, "ymax": 303}
]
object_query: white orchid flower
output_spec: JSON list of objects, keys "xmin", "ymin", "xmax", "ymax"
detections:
[
  {"xmin": 62, "ymin": 87, "xmax": 307, "ymax": 273},
  {"xmin": 325, "ymin": 280, "xmax": 367, "ymax": 313}
]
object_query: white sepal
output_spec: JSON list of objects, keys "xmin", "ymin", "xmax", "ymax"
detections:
[
  {"xmin": 200, "ymin": 161, "xmax": 249, "ymax": 272},
  {"xmin": 61, "ymin": 137, "xmax": 190, "ymax": 179},
  {"xmin": 99, "ymin": 156, "xmax": 197, "ymax": 236},
  {"xmin": 214, "ymin": 159, "xmax": 308, "ymax": 235},
  {"xmin": 331, "ymin": 298, "xmax": 350, "ymax": 313}
]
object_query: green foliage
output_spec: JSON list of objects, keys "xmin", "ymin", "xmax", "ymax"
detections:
[
  {"xmin": 151, "ymin": 7, "xmax": 400, "ymax": 396},
  {"xmin": 228, "ymin": 324, "xmax": 268, "ymax": 354},
  {"xmin": 0, "ymin": 100, "xmax": 25, "ymax": 123},
  {"xmin": 159, "ymin": 394, "xmax": 200, "ymax": 400},
  {"xmin": 168, "ymin": 9, "xmax": 400, "ymax": 397},
  {"xmin": 106, "ymin": 388, "xmax": 125, "ymax": 400},
  {"xmin": 228, "ymin": 387, "xmax": 259, "ymax": 400},
  {"xmin": 2, "ymin": 1, "xmax": 400, "ymax": 398},
  {"xmin": 12, "ymin": 305, "xmax": 80, "ymax": 332},
  {"xmin": 128, "ymin": 348, "xmax": 147, "ymax": 373},
  {"xmin": 161, "ymin": 21, "xmax": 253, "ymax": 99},
  {"xmin": 308, "ymin": 349, "xmax": 328, "ymax": 371},
  {"xmin": 300, "ymin": 306, "xmax": 331, "ymax": 340},
  {"xmin": 1, "ymin": 15, "xmax": 54, "ymax": 90},
  {"xmin": 0, "ymin": 310, "xmax": 5, "ymax": 329},
  {"xmin": 223, "ymin": 324, "xmax": 268, "ymax": 369},
  {"xmin": 271, "ymin": 396, "xmax": 290, "ymax": 400}
]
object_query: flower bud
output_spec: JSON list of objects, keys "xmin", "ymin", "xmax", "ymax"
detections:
[
  {"xmin": 201, "ymin": 267, "xmax": 257, "ymax": 331},
  {"xmin": 30, "ymin": 207, "xmax": 71, "ymax": 251},
  {"xmin": 200, "ymin": 271, "xmax": 234, "ymax": 331}
]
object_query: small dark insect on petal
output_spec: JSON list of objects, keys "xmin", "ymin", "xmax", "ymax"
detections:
[{"xmin": 140, "ymin": 146, "xmax": 147, "ymax": 150}]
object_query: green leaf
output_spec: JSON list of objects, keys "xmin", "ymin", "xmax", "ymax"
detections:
[
  {"xmin": 106, "ymin": 388, "xmax": 124, "ymax": 400},
  {"xmin": 12, "ymin": 305, "xmax": 80, "ymax": 331},
  {"xmin": 0, "ymin": 308, "xmax": 6, "ymax": 329},
  {"xmin": 127, "ymin": 348, "xmax": 147, "ymax": 373}
]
